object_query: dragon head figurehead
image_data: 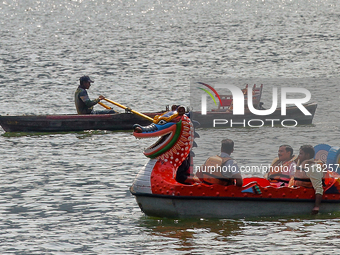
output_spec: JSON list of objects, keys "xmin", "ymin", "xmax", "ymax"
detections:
[{"xmin": 133, "ymin": 106, "xmax": 194, "ymax": 168}]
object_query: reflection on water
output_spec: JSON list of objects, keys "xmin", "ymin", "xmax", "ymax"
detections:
[
  {"xmin": 137, "ymin": 214, "xmax": 340, "ymax": 254},
  {"xmin": 140, "ymin": 217, "xmax": 244, "ymax": 238},
  {"xmin": 138, "ymin": 217, "xmax": 245, "ymax": 253}
]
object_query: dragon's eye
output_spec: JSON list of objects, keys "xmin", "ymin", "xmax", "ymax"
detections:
[{"xmin": 157, "ymin": 120, "xmax": 167, "ymax": 125}]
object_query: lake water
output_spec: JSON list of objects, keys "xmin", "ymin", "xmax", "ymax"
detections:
[{"xmin": 1, "ymin": 0, "xmax": 340, "ymax": 254}]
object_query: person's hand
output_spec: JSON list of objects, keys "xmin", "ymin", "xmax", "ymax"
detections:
[
  {"xmin": 98, "ymin": 95, "xmax": 105, "ymax": 100},
  {"xmin": 192, "ymin": 176, "xmax": 201, "ymax": 183}
]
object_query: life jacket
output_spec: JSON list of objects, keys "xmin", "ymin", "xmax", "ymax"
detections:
[
  {"xmin": 196, "ymin": 155, "xmax": 234, "ymax": 186},
  {"xmin": 267, "ymin": 156, "xmax": 298, "ymax": 183},
  {"xmin": 290, "ymin": 159, "xmax": 329, "ymax": 188}
]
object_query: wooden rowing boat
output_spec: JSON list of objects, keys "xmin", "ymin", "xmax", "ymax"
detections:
[{"xmin": 0, "ymin": 112, "xmax": 158, "ymax": 132}]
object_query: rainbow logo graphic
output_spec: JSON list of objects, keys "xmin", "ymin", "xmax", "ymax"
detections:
[{"xmin": 197, "ymin": 82, "xmax": 223, "ymax": 107}]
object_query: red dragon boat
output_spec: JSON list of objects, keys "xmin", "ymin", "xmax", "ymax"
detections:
[{"xmin": 130, "ymin": 108, "xmax": 340, "ymax": 218}]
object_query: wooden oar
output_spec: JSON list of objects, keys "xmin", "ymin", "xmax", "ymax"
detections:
[
  {"xmin": 98, "ymin": 102, "xmax": 112, "ymax": 110},
  {"xmin": 103, "ymin": 98, "xmax": 154, "ymax": 122}
]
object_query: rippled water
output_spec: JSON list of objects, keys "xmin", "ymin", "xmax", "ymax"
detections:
[{"xmin": 1, "ymin": 0, "xmax": 340, "ymax": 254}]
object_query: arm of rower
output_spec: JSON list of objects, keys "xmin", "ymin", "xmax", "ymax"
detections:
[{"xmin": 79, "ymin": 92, "xmax": 100, "ymax": 108}]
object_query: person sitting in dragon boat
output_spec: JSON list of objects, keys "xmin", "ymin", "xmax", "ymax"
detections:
[
  {"xmin": 196, "ymin": 139, "xmax": 243, "ymax": 187},
  {"xmin": 264, "ymin": 145, "xmax": 298, "ymax": 187}
]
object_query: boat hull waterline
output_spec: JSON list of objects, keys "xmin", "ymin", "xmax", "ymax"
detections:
[{"xmin": 132, "ymin": 193, "xmax": 340, "ymax": 218}]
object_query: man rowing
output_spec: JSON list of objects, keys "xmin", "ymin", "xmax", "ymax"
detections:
[{"xmin": 75, "ymin": 75, "xmax": 117, "ymax": 114}]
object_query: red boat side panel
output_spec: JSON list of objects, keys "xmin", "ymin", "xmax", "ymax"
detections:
[{"xmin": 150, "ymin": 164, "xmax": 340, "ymax": 202}]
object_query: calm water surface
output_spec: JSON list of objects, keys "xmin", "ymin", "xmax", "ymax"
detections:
[{"xmin": 1, "ymin": 0, "xmax": 340, "ymax": 254}]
